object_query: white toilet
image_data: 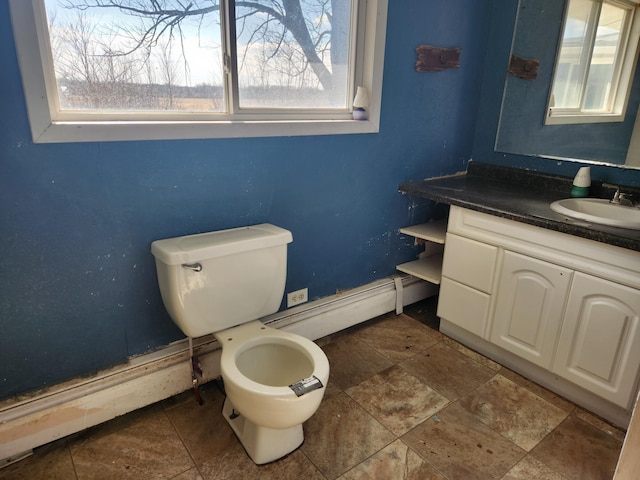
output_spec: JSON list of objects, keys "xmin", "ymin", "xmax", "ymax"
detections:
[{"xmin": 150, "ymin": 224, "xmax": 329, "ymax": 464}]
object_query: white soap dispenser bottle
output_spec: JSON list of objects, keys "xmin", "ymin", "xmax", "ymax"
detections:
[{"xmin": 571, "ymin": 167, "xmax": 591, "ymax": 198}]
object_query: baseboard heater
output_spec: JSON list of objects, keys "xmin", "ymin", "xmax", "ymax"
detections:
[{"xmin": 0, "ymin": 275, "xmax": 435, "ymax": 465}]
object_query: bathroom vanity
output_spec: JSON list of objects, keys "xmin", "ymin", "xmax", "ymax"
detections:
[{"xmin": 399, "ymin": 163, "xmax": 640, "ymax": 427}]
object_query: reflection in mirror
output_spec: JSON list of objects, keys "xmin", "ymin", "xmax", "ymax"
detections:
[
  {"xmin": 547, "ymin": 0, "xmax": 639, "ymax": 125},
  {"xmin": 495, "ymin": 0, "xmax": 640, "ymax": 170}
]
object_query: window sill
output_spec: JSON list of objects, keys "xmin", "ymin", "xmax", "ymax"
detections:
[
  {"xmin": 545, "ymin": 112, "xmax": 625, "ymax": 126},
  {"xmin": 30, "ymin": 117, "xmax": 381, "ymax": 143}
]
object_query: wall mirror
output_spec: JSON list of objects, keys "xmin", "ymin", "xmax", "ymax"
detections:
[{"xmin": 495, "ymin": 0, "xmax": 640, "ymax": 170}]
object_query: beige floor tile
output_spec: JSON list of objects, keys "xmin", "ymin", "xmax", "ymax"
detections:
[
  {"xmin": 165, "ymin": 384, "xmax": 237, "ymax": 465},
  {"xmin": 301, "ymin": 392, "xmax": 395, "ymax": 479},
  {"xmin": 402, "ymin": 403, "xmax": 525, "ymax": 480},
  {"xmin": 441, "ymin": 337, "xmax": 502, "ymax": 372},
  {"xmin": 0, "ymin": 441, "xmax": 76, "ymax": 480},
  {"xmin": 501, "ymin": 456, "xmax": 566, "ymax": 480},
  {"xmin": 322, "ymin": 376, "xmax": 345, "ymax": 399},
  {"xmin": 197, "ymin": 444, "xmax": 324, "ymax": 480},
  {"xmin": 350, "ymin": 313, "xmax": 440, "ymax": 362},
  {"xmin": 70, "ymin": 406, "xmax": 194, "ymax": 480},
  {"xmin": 2, "ymin": 300, "xmax": 625, "ymax": 480},
  {"xmin": 400, "ymin": 342, "xmax": 496, "ymax": 401},
  {"xmin": 458, "ymin": 374, "xmax": 570, "ymax": 451},
  {"xmin": 346, "ymin": 365, "xmax": 449, "ymax": 436},
  {"xmin": 165, "ymin": 383, "xmax": 325, "ymax": 479},
  {"xmin": 337, "ymin": 439, "xmax": 446, "ymax": 480},
  {"xmin": 530, "ymin": 414, "xmax": 623, "ymax": 480},
  {"xmin": 170, "ymin": 468, "xmax": 205, "ymax": 480},
  {"xmin": 499, "ymin": 368, "xmax": 576, "ymax": 413},
  {"xmin": 573, "ymin": 407, "xmax": 627, "ymax": 442},
  {"xmin": 321, "ymin": 335, "xmax": 393, "ymax": 390},
  {"xmin": 193, "ymin": 441, "xmax": 256, "ymax": 480}
]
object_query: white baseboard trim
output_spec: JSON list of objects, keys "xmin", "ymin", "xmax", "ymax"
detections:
[{"xmin": 0, "ymin": 275, "xmax": 435, "ymax": 464}]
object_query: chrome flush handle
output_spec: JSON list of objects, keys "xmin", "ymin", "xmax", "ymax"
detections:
[{"xmin": 182, "ymin": 263, "xmax": 202, "ymax": 272}]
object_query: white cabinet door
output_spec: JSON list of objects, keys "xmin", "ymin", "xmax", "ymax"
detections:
[
  {"xmin": 490, "ymin": 251, "xmax": 572, "ymax": 369},
  {"xmin": 553, "ymin": 273, "xmax": 640, "ymax": 409}
]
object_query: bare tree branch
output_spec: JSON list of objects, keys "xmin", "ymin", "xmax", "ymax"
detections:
[{"xmin": 60, "ymin": 0, "xmax": 334, "ymax": 90}]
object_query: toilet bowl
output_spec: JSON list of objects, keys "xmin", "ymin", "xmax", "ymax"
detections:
[
  {"xmin": 150, "ymin": 224, "xmax": 329, "ymax": 464},
  {"xmin": 215, "ymin": 320, "xmax": 329, "ymax": 463}
]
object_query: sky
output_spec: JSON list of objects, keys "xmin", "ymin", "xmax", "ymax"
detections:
[{"xmin": 43, "ymin": 0, "xmax": 338, "ymax": 88}]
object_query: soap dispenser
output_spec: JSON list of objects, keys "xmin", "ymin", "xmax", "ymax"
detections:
[{"xmin": 571, "ymin": 167, "xmax": 591, "ymax": 198}]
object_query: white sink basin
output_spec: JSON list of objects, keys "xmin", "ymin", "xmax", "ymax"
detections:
[{"xmin": 550, "ymin": 198, "xmax": 640, "ymax": 230}]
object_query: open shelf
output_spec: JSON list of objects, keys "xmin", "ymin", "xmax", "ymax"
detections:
[
  {"xmin": 400, "ymin": 219, "xmax": 447, "ymax": 244},
  {"xmin": 396, "ymin": 253, "xmax": 443, "ymax": 284}
]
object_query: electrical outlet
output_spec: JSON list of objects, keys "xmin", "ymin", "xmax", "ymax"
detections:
[{"xmin": 287, "ymin": 288, "xmax": 308, "ymax": 308}]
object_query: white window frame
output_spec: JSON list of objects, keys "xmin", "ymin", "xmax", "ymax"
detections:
[
  {"xmin": 546, "ymin": 0, "xmax": 640, "ymax": 125},
  {"xmin": 9, "ymin": 0, "xmax": 387, "ymax": 143}
]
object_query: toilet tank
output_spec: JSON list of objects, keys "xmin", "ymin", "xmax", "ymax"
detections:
[{"xmin": 151, "ymin": 224, "xmax": 293, "ymax": 338}]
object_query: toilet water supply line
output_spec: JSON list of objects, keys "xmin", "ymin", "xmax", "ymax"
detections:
[{"xmin": 188, "ymin": 337, "xmax": 204, "ymax": 405}]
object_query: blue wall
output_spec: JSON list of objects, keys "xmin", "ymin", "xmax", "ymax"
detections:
[
  {"xmin": 474, "ymin": 0, "xmax": 640, "ymax": 187},
  {"xmin": 0, "ymin": 0, "xmax": 492, "ymax": 400}
]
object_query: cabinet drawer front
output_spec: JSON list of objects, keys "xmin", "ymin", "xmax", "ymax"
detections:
[
  {"xmin": 437, "ymin": 277, "xmax": 490, "ymax": 337},
  {"xmin": 442, "ymin": 233, "xmax": 498, "ymax": 293}
]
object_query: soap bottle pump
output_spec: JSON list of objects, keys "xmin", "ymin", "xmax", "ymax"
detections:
[{"xmin": 571, "ymin": 167, "xmax": 591, "ymax": 198}]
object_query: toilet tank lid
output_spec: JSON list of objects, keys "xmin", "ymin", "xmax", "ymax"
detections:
[{"xmin": 151, "ymin": 224, "xmax": 293, "ymax": 265}]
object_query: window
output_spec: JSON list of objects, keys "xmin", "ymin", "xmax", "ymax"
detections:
[
  {"xmin": 9, "ymin": 0, "xmax": 387, "ymax": 143},
  {"xmin": 546, "ymin": 0, "xmax": 640, "ymax": 125}
]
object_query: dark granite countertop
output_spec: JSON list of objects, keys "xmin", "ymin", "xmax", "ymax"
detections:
[{"xmin": 399, "ymin": 162, "xmax": 640, "ymax": 252}]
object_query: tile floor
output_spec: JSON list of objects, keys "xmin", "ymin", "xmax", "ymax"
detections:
[{"xmin": 0, "ymin": 299, "xmax": 626, "ymax": 480}]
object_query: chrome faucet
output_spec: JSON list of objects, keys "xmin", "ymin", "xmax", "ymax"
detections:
[{"xmin": 603, "ymin": 183, "xmax": 637, "ymax": 207}]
